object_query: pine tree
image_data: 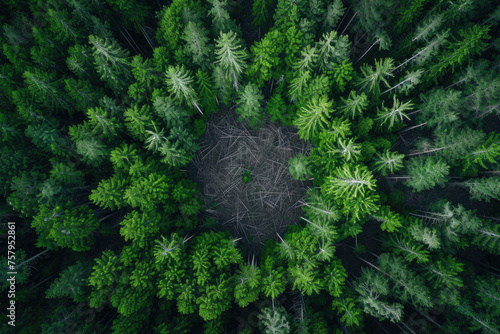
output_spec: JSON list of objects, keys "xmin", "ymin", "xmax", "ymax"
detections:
[
  {"xmin": 234, "ymin": 263, "xmax": 261, "ymax": 307},
  {"xmin": 378, "ymin": 253, "xmax": 433, "ymax": 309},
  {"xmin": 214, "ymin": 30, "xmax": 248, "ymax": 92},
  {"xmin": 120, "ymin": 210, "xmax": 160, "ymax": 248},
  {"xmin": 31, "ymin": 203, "xmax": 99, "ymax": 251},
  {"xmin": 183, "ymin": 21, "xmax": 212, "ymax": 70},
  {"xmin": 463, "ymin": 133, "xmax": 500, "ymax": 172},
  {"xmin": 323, "ymin": 259, "xmax": 347, "ymax": 297},
  {"xmin": 88, "ymin": 35, "xmax": 132, "ymax": 93},
  {"xmin": 376, "ymin": 95, "xmax": 413, "ymax": 130},
  {"xmin": 153, "ymin": 96, "xmax": 190, "ymax": 129},
  {"xmin": 65, "ymin": 78, "xmax": 102, "ymax": 113},
  {"xmin": 89, "ymin": 175, "xmax": 129, "ymax": 210},
  {"xmin": 423, "ymin": 255, "xmax": 464, "ymax": 305},
  {"xmin": 426, "ymin": 25, "xmax": 490, "ymax": 84},
  {"xmin": 322, "ymin": 0, "xmax": 345, "ymax": 31},
  {"xmin": 195, "ymin": 70, "xmax": 218, "ymax": 115},
  {"xmin": 165, "ymin": 65, "xmax": 202, "ymax": 115},
  {"xmin": 323, "ymin": 165, "xmax": 376, "ymax": 200},
  {"xmin": 235, "ymin": 83, "xmax": 265, "ymax": 128},
  {"xmin": 294, "ymin": 95, "xmax": 333, "ymax": 141},
  {"xmin": 253, "ymin": 0, "xmax": 273, "ymax": 27},
  {"xmin": 316, "ymin": 31, "xmax": 351, "ymax": 72},
  {"xmin": 247, "ymin": 29, "xmax": 284, "ymax": 87},
  {"xmin": 372, "ymin": 206, "xmax": 403, "ymax": 232},
  {"xmin": 371, "ymin": 150, "xmax": 404, "ymax": 176},
  {"xmin": 288, "ymin": 70, "xmax": 311, "ymax": 103},
  {"xmin": 356, "ymin": 58, "xmax": 395, "ymax": 95},
  {"xmin": 23, "ymin": 70, "xmax": 70, "ymax": 112},
  {"xmin": 124, "ymin": 104, "xmax": 152, "ymax": 141},
  {"xmin": 338, "ymin": 90, "xmax": 368, "ymax": 119},
  {"xmin": 46, "ymin": 8, "xmax": 82, "ymax": 44},
  {"xmin": 67, "ymin": 44, "xmax": 96, "ymax": 79},
  {"xmin": 46, "ymin": 261, "xmax": 90, "ymax": 303},
  {"xmin": 354, "ymin": 268, "xmax": 404, "ymax": 322},
  {"xmin": 288, "ymin": 153, "xmax": 310, "ymax": 181},
  {"xmin": 417, "ymin": 87, "xmax": 462, "ymax": 131},
  {"xmin": 258, "ymin": 306, "xmax": 290, "ymax": 334},
  {"xmin": 462, "ymin": 177, "xmax": 500, "ymax": 202},
  {"xmin": 382, "ymin": 234, "xmax": 430, "ymax": 263},
  {"xmin": 75, "ymin": 137, "xmax": 108, "ymax": 167},
  {"xmin": 261, "ymin": 257, "xmax": 286, "ymax": 300},
  {"xmin": 332, "ymin": 297, "xmax": 364, "ymax": 328},
  {"xmin": 289, "ymin": 264, "xmax": 322, "ymax": 295},
  {"xmin": 405, "ymin": 156, "xmax": 450, "ymax": 192},
  {"xmin": 473, "ymin": 220, "xmax": 500, "ymax": 254}
]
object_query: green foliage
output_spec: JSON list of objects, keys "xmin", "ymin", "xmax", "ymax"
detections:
[
  {"xmin": 195, "ymin": 70, "xmax": 218, "ymax": 115},
  {"xmin": 247, "ymin": 29, "xmax": 284, "ymax": 87},
  {"xmin": 405, "ymin": 156, "xmax": 450, "ymax": 192},
  {"xmin": 323, "ymin": 165, "xmax": 376, "ymax": 200},
  {"xmin": 323, "ymin": 259, "xmax": 347, "ymax": 297},
  {"xmin": 339, "ymin": 90, "xmax": 368, "ymax": 119},
  {"xmin": 371, "ymin": 150, "xmax": 405, "ymax": 176},
  {"xmin": 357, "ymin": 58, "xmax": 395, "ymax": 95},
  {"xmin": 183, "ymin": 21, "xmax": 212, "ymax": 69},
  {"xmin": 288, "ymin": 153, "xmax": 310, "ymax": 181},
  {"xmin": 31, "ymin": 203, "xmax": 99, "ymax": 251},
  {"xmin": 294, "ymin": 95, "xmax": 333, "ymax": 140},
  {"xmin": 463, "ymin": 177, "xmax": 500, "ymax": 202},
  {"xmin": 372, "ymin": 206, "xmax": 403, "ymax": 232},
  {"xmin": 235, "ymin": 83, "xmax": 265, "ymax": 128},
  {"xmin": 253, "ymin": 0, "xmax": 273, "ymax": 27},
  {"xmin": 332, "ymin": 297, "xmax": 364, "ymax": 328},
  {"xmin": 89, "ymin": 35, "xmax": 131, "ymax": 92},
  {"xmin": 258, "ymin": 306, "xmax": 290, "ymax": 334},
  {"xmin": 234, "ymin": 263, "xmax": 261, "ymax": 307},
  {"xmin": 46, "ymin": 261, "xmax": 90, "ymax": 303},
  {"xmin": 214, "ymin": 30, "xmax": 248, "ymax": 92},
  {"xmin": 90, "ymin": 175, "xmax": 128, "ymax": 210},
  {"xmin": 2, "ymin": 2, "xmax": 499, "ymax": 332},
  {"xmin": 426, "ymin": 25, "xmax": 490, "ymax": 83},
  {"xmin": 376, "ymin": 96, "xmax": 413, "ymax": 130},
  {"xmin": 165, "ymin": 65, "xmax": 202, "ymax": 114},
  {"xmin": 378, "ymin": 253, "xmax": 433, "ymax": 309}
]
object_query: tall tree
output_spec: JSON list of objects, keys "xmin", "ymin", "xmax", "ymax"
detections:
[{"xmin": 214, "ymin": 30, "xmax": 248, "ymax": 92}]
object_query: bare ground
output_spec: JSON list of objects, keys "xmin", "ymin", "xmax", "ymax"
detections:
[{"xmin": 188, "ymin": 107, "xmax": 312, "ymax": 252}]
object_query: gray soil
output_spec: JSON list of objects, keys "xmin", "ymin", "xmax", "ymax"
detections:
[{"xmin": 189, "ymin": 107, "xmax": 312, "ymax": 251}]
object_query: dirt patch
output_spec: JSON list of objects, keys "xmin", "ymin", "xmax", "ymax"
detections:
[{"xmin": 189, "ymin": 107, "xmax": 312, "ymax": 252}]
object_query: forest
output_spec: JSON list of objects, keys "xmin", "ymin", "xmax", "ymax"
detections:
[{"xmin": 0, "ymin": 0, "xmax": 499, "ymax": 333}]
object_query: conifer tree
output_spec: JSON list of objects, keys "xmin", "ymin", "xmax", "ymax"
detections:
[
  {"xmin": 258, "ymin": 306, "xmax": 290, "ymax": 334},
  {"xmin": 405, "ymin": 156, "xmax": 450, "ymax": 192},
  {"xmin": 88, "ymin": 35, "xmax": 132, "ymax": 92},
  {"xmin": 165, "ymin": 65, "xmax": 203, "ymax": 114},
  {"xmin": 214, "ymin": 30, "xmax": 248, "ymax": 92},
  {"xmin": 357, "ymin": 58, "xmax": 394, "ymax": 95},
  {"xmin": 46, "ymin": 261, "xmax": 90, "ymax": 303},
  {"xmin": 371, "ymin": 150, "xmax": 404, "ymax": 176},
  {"xmin": 339, "ymin": 90, "xmax": 368, "ymax": 119},
  {"xmin": 462, "ymin": 177, "xmax": 500, "ymax": 202},
  {"xmin": 235, "ymin": 83, "xmax": 264, "ymax": 128},
  {"xmin": 247, "ymin": 29, "xmax": 284, "ymax": 87},
  {"xmin": 376, "ymin": 95, "xmax": 413, "ymax": 130},
  {"xmin": 253, "ymin": 0, "xmax": 273, "ymax": 27},
  {"xmin": 288, "ymin": 153, "xmax": 310, "ymax": 181},
  {"xmin": 183, "ymin": 21, "xmax": 212, "ymax": 70},
  {"xmin": 31, "ymin": 203, "xmax": 99, "ymax": 251},
  {"xmin": 294, "ymin": 95, "xmax": 333, "ymax": 141},
  {"xmin": 234, "ymin": 263, "xmax": 261, "ymax": 307}
]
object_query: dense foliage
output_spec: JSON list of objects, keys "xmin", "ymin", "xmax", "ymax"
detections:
[{"xmin": 0, "ymin": 0, "xmax": 499, "ymax": 333}]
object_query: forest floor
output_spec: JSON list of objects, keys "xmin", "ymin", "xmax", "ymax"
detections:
[{"xmin": 188, "ymin": 106, "xmax": 312, "ymax": 252}]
